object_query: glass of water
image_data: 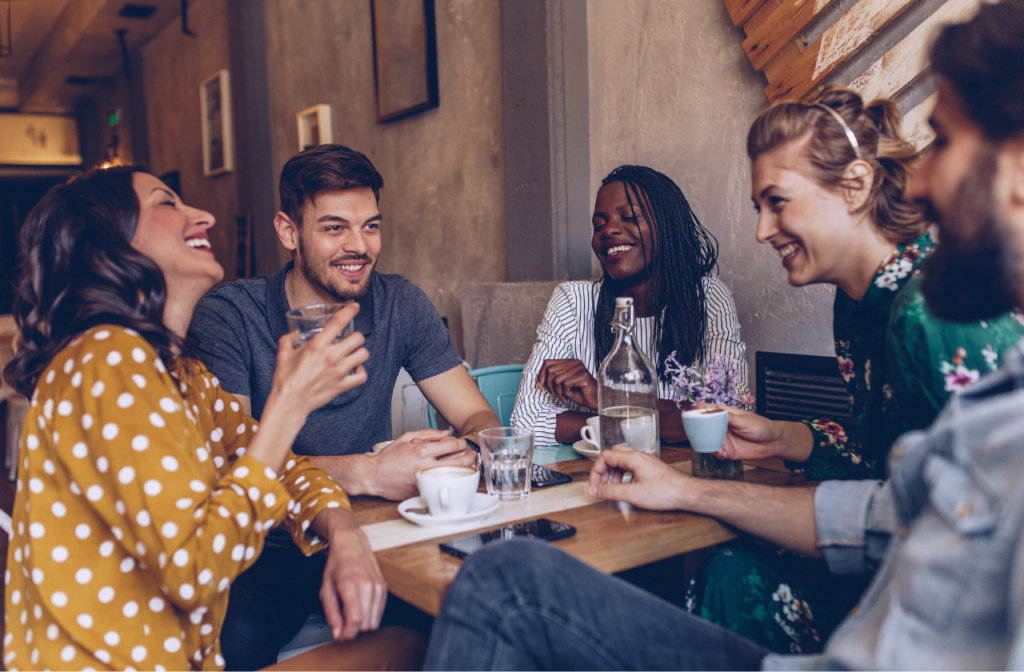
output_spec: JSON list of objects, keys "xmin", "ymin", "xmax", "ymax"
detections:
[
  {"xmin": 479, "ymin": 427, "xmax": 534, "ymax": 501},
  {"xmin": 285, "ymin": 303, "xmax": 354, "ymax": 348}
]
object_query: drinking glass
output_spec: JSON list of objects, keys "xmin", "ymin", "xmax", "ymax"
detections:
[
  {"xmin": 479, "ymin": 427, "xmax": 534, "ymax": 501},
  {"xmin": 285, "ymin": 303, "xmax": 354, "ymax": 348}
]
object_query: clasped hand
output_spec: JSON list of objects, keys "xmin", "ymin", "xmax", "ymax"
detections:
[{"xmin": 537, "ymin": 358, "xmax": 599, "ymax": 410}]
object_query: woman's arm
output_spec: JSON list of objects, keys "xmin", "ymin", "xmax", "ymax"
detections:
[{"xmin": 510, "ymin": 285, "xmax": 591, "ymax": 446}]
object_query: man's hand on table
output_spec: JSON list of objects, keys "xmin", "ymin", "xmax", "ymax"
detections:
[
  {"xmin": 589, "ymin": 446, "xmax": 695, "ymax": 510},
  {"xmin": 312, "ymin": 508, "xmax": 388, "ymax": 641},
  {"xmin": 366, "ymin": 429, "xmax": 476, "ymax": 500}
]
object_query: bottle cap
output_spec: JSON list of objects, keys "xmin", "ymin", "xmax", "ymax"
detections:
[{"xmin": 615, "ymin": 297, "xmax": 633, "ymax": 306}]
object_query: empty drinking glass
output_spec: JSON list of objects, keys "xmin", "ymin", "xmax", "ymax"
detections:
[
  {"xmin": 285, "ymin": 303, "xmax": 354, "ymax": 348},
  {"xmin": 479, "ymin": 427, "xmax": 534, "ymax": 501}
]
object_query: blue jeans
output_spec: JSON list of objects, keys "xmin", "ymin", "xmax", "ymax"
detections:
[{"xmin": 425, "ymin": 539, "xmax": 769, "ymax": 671}]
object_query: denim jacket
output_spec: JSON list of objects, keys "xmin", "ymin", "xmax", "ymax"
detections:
[{"xmin": 766, "ymin": 339, "xmax": 1024, "ymax": 670}]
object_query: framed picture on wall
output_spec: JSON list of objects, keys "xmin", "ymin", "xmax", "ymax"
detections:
[
  {"xmin": 200, "ymin": 70, "xmax": 234, "ymax": 176},
  {"xmin": 297, "ymin": 104, "xmax": 333, "ymax": 151},
  {"xmin": 370, "ymin": 0, "xmax": 439, "ymax": 123}
]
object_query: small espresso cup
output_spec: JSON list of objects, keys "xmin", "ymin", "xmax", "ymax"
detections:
[
  {"xmin": 580, "ymin": 416, "xmax": 600, "ymax": 446},
  {"xmin": 681, "ymin": 408, "xmax": 729, "ymax": 454},
  {"xmin": 415, "ymin": 465, "xmax": 480, "ymax": 517}
]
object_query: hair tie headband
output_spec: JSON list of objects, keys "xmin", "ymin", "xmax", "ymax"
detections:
[{"xmin": 814, "ymin": 103, "xmax": 861, "ymax": 159}]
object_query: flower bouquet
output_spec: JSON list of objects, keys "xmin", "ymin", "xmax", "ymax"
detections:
[{"xmin": 665, "ymin": 352, "xmax": 753, "ymax": 479}]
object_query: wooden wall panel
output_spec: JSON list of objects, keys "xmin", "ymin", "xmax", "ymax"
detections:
[
  {"xmin": 849, "ymin": 0, "xmax": 983, "ymax": 103},
  {"xmin": 764, "ymin": 0, "xmax": 916, "ymax": 103},
  {"xmin": 726, "ymin": 0, "xmax": 773, "ymax": 27},
  {"xmin": 744, "ymin": 0, "xmax": 838, "ymax": 71}
]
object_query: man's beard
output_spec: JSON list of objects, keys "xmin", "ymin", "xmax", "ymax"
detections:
[
  {"xmin": 296, "ymin": 235, "xmax": 375, "ymax": 302},
  {"xmin": 922, "ymin": 144, "xmax": 1023, "ymax": 322}
]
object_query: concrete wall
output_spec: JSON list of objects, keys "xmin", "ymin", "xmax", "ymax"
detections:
[
  {"xmin": 587, "ymin": 0, "xmax": 836, "ymax": 374},
  {"xmin": 462, "ymin": 281, "xmax": 561, "ymax": 368},
  {"xmin": 141, "ymin": 0, "xmax": 240, "ymax": 282},
  {"xmin": 261, "ymin": 0, "xmax": 508, "ymax": 356}
]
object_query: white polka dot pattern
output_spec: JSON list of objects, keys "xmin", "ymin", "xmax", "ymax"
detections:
[{"xmin": 5, "ymin": 325, "xmax": 350, "ymax": 670}]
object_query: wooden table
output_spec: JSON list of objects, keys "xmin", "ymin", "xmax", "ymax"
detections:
[{"xmin": 350, "ymin": 446, "xmax": 810, "ymax": 616}]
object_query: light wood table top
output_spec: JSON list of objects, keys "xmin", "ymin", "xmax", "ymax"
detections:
[{"xmin": 350, "ymin": 446, "xmax": 811, "ymax": 616}]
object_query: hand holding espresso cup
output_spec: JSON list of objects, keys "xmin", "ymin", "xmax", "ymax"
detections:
[{"xmin": 693, "ymin": 403, "xmax": 787, "ymax": 461}]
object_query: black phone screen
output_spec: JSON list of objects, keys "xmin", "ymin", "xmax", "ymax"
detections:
[{"xmin": 439, "ymin": 518, "xmax": 577, "ymax": 559}]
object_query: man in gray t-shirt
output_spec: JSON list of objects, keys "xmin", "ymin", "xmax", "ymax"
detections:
[{"xmin": 189, "ymin": 144, "xmax": 500, "ymax": 669}]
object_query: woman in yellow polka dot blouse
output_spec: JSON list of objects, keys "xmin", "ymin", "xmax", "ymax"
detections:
[{"xmin": 0, "ymin": 167, "xmax": 413, "ymax": 670}]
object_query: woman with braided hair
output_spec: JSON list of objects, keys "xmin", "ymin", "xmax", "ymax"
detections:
[{"xmin": 510, "ymin": 165, "xmax": 747, "ymax": 447}]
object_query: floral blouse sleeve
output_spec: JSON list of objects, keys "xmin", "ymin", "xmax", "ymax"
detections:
[
  {"xmin": 793, "ymin": 271, "xmax": 1024, "ymax": 481},
  {"xmin": 884, "ymin": 276, "xmax": 1024, "ymax": 444}
]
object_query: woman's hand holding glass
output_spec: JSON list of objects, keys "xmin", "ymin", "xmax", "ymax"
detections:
[
  {"xmin": 273, "ymin": 302, "xmax": 369, "ymax": 414},
  {"xmin": 696, "ymin": 403, "xmax": 814, "ymax": 463},
  {"xmin": 250, "ymin": 303, "xmax": 369, "ymax": 472}
]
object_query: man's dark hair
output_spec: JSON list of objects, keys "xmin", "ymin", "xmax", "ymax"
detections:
[
  {"xmin": 279, "ymin": 144, "xmax": 384, "ymax": 225},
  {"xmin": 932, "ymin": 0, "xmax": 1024, "ymax": 140}
]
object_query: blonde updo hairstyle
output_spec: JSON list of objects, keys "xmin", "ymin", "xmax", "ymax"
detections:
[{"xmin": 746, "ymin": 86, "xmax": 927, "ymax": 243}]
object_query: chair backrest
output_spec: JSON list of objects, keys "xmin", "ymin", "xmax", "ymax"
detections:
[
  {"xmin": 755, "ymin": 351, "xmax": 851, "ymax": 422},
  {"xmin": 468, "ymin": 365, "xmax": 526, "ymax": 427},
  {"xmin": 427, "ymin": 364, "xmax": 526, "ymax": 430}
]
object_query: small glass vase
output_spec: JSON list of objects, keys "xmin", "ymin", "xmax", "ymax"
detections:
[{"xmin": 691, "ymin": 452, "xmax": 744, "ymax": 479}]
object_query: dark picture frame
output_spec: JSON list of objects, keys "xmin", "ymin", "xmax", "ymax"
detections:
[{"xmin": 370, "ymin": 0, "xmax": 439, "ymax": 123}]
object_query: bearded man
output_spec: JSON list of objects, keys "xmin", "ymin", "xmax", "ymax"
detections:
[{"xmin": 189, "ymin": 144, "xmax": 499, "ymax": 669}]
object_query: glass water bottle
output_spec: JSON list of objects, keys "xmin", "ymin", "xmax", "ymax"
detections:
[{"xmin": 597, "ymin": 297, "xmax": 660, "ymax": 458}]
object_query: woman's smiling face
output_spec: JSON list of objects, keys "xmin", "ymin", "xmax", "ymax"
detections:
[
  {"xmin": 751, "ymin": 137, "xmax": 863, "ymax": 288},
  {"xmin": 130, "ymin": 172, "xmax": 223, "ymax": 292},
  {"xmin": 591, "ymin": 180, "xmax": 656, "ymax": 284}
]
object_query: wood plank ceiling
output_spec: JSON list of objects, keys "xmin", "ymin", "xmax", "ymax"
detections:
[{"xmin": 725, "ymin": 0, "xmax": 992, "ymax": 149}]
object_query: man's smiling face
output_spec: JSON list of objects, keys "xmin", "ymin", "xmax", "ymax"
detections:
[{"xmin": 292, "ymin": 187, "xmax": 382, "ymax": 301}]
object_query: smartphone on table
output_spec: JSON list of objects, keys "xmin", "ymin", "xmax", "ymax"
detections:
[
  {"xmin": 439, "ymin": 518, "xmax": 577, "ymax": 560},
  {"xmin": 531, "ymin": 463, "xmax": 572, "ymax": 488}
]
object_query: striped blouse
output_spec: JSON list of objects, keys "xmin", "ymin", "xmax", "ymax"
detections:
[{"xmin": 511, "ymin": 277, "xmax": 747, "ymax": 446}]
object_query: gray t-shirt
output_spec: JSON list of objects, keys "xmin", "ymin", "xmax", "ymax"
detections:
[{"xmin": 188, "ymin": 261, "xmax": 463, "ymax": 456}]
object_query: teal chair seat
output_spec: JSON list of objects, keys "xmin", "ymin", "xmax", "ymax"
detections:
[{"xmin": 428, "ymin": 364, "xmax": 525, "ymax": 429}]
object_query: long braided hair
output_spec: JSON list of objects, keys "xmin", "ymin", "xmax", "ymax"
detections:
[{"xmin": 593, "ymin": 165, "xmax": 719, "ymax": 377}]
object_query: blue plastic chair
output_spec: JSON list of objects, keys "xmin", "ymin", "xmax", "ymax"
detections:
[{"xmin": 428, "ymin": 364, "xmax": 525, "ymax": 429}]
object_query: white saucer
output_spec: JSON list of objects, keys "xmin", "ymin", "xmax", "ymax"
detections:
[
  {"xmin": 398, "ymin": 493, "xmax": 500, "ymax": 527},
  {"xmin": 573, "ymin": 439, "xmax": 602, "ymax": 460}
]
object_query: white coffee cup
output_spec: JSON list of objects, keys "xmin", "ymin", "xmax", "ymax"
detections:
[
  {"xmin": 620, "ymin": 414, "xmax": 657, "ymax": 453},
  {"xmin": 681, "ymin": 408, "xmax": 729, "ymax": 453},
  {"xmin": 415, "ymin": 465, "xmax": 480, "ymax": 517},
  {"xmin": 580, "ymin": 416, "xmax": 600, "ymax": 446}
]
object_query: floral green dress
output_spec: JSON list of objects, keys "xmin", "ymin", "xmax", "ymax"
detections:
[{"xmin": 686, "ymin": 232, "xmax": 1024, "ymax": 653}]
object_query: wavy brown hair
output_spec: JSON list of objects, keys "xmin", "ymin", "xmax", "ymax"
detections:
[
  {"xmin": 747, "ymin": 86, "xmax": 928, "ymax": 243},
  {"xmin": 3, "ymin": 166, "xmax": 188, "ymax": 397}
]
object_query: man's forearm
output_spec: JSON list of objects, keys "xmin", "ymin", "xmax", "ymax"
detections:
[
  {"xmin": 310, "ymin": 453, "xmax": 375, "ymax": 497},
  {"xmin": 680, "ymin": 479, "xmax": 822, "ymax": 558},
  {"xmin": 456, "ymin": 409, "xmax": 501, "ymax": 444}
]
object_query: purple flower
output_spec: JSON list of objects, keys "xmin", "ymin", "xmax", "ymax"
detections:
[{"xmin": 666, "ymin": 351, "xmax": 751, "ymax": 409}]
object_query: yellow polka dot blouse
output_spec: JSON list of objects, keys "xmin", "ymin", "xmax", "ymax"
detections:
[{"xmin": 4, "ymin": 326, "xmax": 351, "ymax": 670}]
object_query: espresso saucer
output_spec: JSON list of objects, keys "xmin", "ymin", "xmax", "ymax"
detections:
[
  {"xmin": 398, "ymin": 493, "xmax": 500, "ymax": 528},
  {"xmin": 573, "ymin": 440, "xmax": 602, "ymax": 461}
]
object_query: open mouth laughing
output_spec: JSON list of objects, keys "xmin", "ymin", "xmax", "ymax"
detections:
[
  {"xmin": 185, "ymin": 233, "xmax": 213, "ymax": 252},
  {"xmin": 776, "ymin": 242, "xmax": 800, "ymax": 268},
  {"xmin": 604, "ymin": 243, "xmax": 635, "ymax": 260}
]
